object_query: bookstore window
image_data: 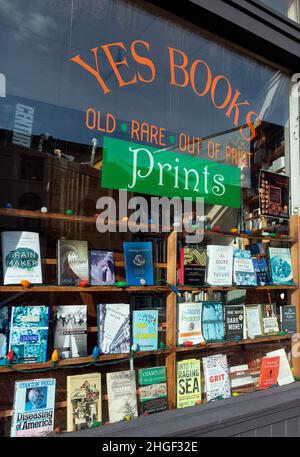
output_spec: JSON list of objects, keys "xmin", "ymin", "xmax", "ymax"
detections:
[{"xmin": 258, "ymin": 0, "xmax": 300, "ymax": 23}]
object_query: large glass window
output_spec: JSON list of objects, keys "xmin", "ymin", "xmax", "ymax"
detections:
[{"xmin": 258, "ymin": 0, "xmax": 300, "ymax": 23}]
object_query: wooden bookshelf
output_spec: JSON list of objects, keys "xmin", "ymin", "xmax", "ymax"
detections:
[{"xmin": 0, "ymin": 285, "xmax": 170, "ymax": 293}]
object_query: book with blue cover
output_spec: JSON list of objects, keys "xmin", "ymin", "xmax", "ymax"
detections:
[
  {"xmin": 97, "ymin": 303, "xmax": 130, "ymax": 354},
  {"xmin": 268, "ymin": 247, "xmax": 294, "ymax": 286},
  {"xmin": 233, "ymin": 250, "xmax": 257, "ymax": 286},
  {"xmin": 123, "ymin": 242, "xmax": 154, "ymax": 286},
  {"xmin": 132, "ymin": 310, "xmax": 158, "ymax": 351},
  {"xmin": 9, "ymin": 306, "xmax": 49, "ymax": 364},
  {"xmin": 252, "ymin": 258, "xmax": 270, "ymax": 285},
  {"xmin": 201, "ymin": 301, "xmax": 225, "ymax": 342},
  {"xmin": 0, "ymin": 306, "xmax": 9, "ymax": 366}
]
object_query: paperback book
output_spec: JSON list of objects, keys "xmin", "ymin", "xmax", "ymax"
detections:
[
  {"xmin": 202, "ymin": 354, "xmax": 231, "ymax": 401},
  {"xmin": 106, "ymin": 370, "xmax": 138, "ymax": 423},
  {"xmin": 229, "ymin": 365, "xmax": 256, "ymax": 389},
  {"xmin": 280, "ymin": 305, "xmax": 296, "ymax": 333},
  {"xmin": 138, "ymin": 367, "xmax": 167, "ymax": 414},
  {"xmin": 266, "ymin": 349, "xmax": 294, "ymax": 386},
  {"xmin": 179, "ymin": 247, "xmax": 207, "ymax": 286},
  {"xmin": 201, "ymin": 301, "xmax": 225, "ymax": 342},
  {"xmin": 11, "ymin": 378, "xmax": 56, "ymax": 437},
  {"xmin": 268, "ymin": 247, "xmax": 294, "ymax": 286},
  {"xmin": 89, "ymin": 250, "xmax": 115, "ymax": 285},
  {"xmin": 67, "ymin": 373, "xmax": 102, "ymax": 431},
  {"xmin": 245, "ymin": 305, "xmax": 263, "ymax": 339},
  {"xmin": 177, "ymin": 302, "xmax": 204, "ymax": 345},
  {"xmin": 123, "ymin": 242, "xmax": 154, "ymax": 286},
  {"xmin": 177, "ymin": 359, "xmax": 201, "ymax": 408},
  {"xmin": 132, "ymin": 310, "xmax": 158, "ymax": 351},
  {"xmin": 97, "ymin": 303, "xmax": 130, "ymax": 354},
  {"xmin": 260, "ymin": 303, "xmax": 279, "ymax": 335},
  {"xmin": 54, "ymin": 305, "xmax": 87, "ymax": 359},
  {"xmin": 57, "ymin": 240, "xmax": 89, "ymax": 286},
  {"xmin": 1, "ymin": 231, "xmax": 43, "ymax": 285},
  {"xmin": 9, "ymin": 306, "xmax": 49, "ymax": 364},
  {"xmin": 224, "ymin": 306, "xmax": 244, "ymax": 341},
  {"xmin": 207, "ymin": 245, "xmax": 233, "ymax": 286},
  {"xmin": 233, "ymin": 256, "xmax": 257, "ymax": 286},
  {"xmin": 257, "ymin": 356, "xmax": 280, "ymax": 390},
  {"xmin": 252, "ymin": 258, "xmax": 270, "ymax": 286},
  {"xmin": 0, "ymin": 306, "xmax": 9, "ymax": 366}
]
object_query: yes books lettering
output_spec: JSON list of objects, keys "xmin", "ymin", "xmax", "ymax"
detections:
[
  {"xmin": 106, "ymin": 370, "xmax": 138, "ymax": 423},
  {"xmin": 89, "ymin": 250, "xmax": 115, "ymax": 285},
  {"xmin": 225, "ymin": 306, "xmax": 244, "ymax": 341},
  {"xmin": 179, "ymin": 247, "xmax": 207, "ymax": 286},
  {"xmin": 0, "ymin": 306, "xmax": 9, "ymax": 366},
  {"xmin": 97, "ymin": 304, "xmax": 130, "ymax": 354},
  {"xmin": 138, "ymin": 367, "xmax": 167, "ymax": 414},
  {"xmin": 268, "ymin": 247, "xmax": 294, "ymax": 286},
  {"xmin": 9, "ymin": 306, "xmax": 49, "ymax": 364},
  {"xmin": 203, "ymin": 354, "xmax": 231, "ymax": 401},
  {"xmin": 57, "ymin": 240, "xmax": 89, "ymax": 286},
  {"xmin": 54, "ymin": 305, "xmax": 87, "ymax": 359},
  {"xmin": 132, "ymin": 310, "xmax": 158, "ymax": 351},
  {"xmin": 280, "ymin": 306, "xmax": 296, "ymax": 333},
  {"xmin": 67, "ymin": 373, "xmax": 101, "ymax": 431},
  {"xmin": 123, "ymin": 242, "xmax": 154, "ymax": 286},
  {"xmin": 177, "ymin": 359, "xmax": 201, "ymax": 408},
  {"xmin": 207, "ymin": 245, "xmax": 233, "ymax": 286},
  {"xmin": 11, "ymin": 378, "xmax": 56, "ymax": 437},
  {"xmin": 177, "ymin": 302, "xmax": 204, "ymax": 345},
  {"xmin": 1, "ymin": 231, "xmax": 43, "ymax": 285}
]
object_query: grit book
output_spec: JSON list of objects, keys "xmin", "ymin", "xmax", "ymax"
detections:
[
  {"xmin": 177, "ymin": 302, "xmax": 204, "ymax": 345},
  {"xmin": 207, "ymin": 245, "xmax": 233, "ymax": 286},
  {"xmin": 138, "ymin": 366, "xmax": 167, "ymax": 414},
  {"xmin": 0, "ymin": 306, "xmax": 9, "ymax": 366},
  {"xmin": 176, "ymin": 359, "xmax": 201, "ymax": 408},
  {"xmin": 280, "ymin": 305, "xmax": 296, "ymax": 333},
  {"xmin": 201, "ymin": 301, "xmax": 225, "ymax": 342},
  {"xmin": 106, "ymin": 370, "xmax": 138, "ymax": 423},
  {"xmin": 268, "ymin": 247, "xmax": 294, "ymax": 286},
  {"xmin": 1, "ymin": 231, "xmax": 43, "ymax": 285},
  {"xmin": 54, "ymin": 305, "xmax": 87, "ymax": 359},
  {"xmin": 179, "ymin": 246, "xmax": 207, "ymax": 286},
  {"xmin": 132, "ymin": 310, "xmax": 158, "ymax": 351},
  {"xmin": 57, "ymin": 239, "xmax": 89, "ymax": 286},
  {"xmin": 10, "ymin": 378, "xmax": 56, "ymax": 437},
  {"xmin": 123, "ymin": 242, "xmax": 154, "ymax": 286},
  {"xmin": 224, "ymin": 305, "xmax": 244, "ymax": 341},
  {"xmin": 257, "ymin": 356, "xmax": 280, "ymax": 390},
  {"xmin": 97, "ymin": 303, "xmax": 130, "ymax": 354},
  {"xmin": 89, "ymin": 250, "xmax": 115, "ymax": 285},
  {"xmin": 9, "ymin": 306, "xmax": 49, "ymax": 364},
  {"xmin": 202, "ymin": 354, "xmax": 231, "ymax": 401},
  {"xmin": 67, "ymin": 373, "xmax": 102, "ymax": 431}
]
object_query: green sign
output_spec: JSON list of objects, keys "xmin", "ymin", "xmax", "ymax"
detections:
[
  {"xmin": 139, "ymin": 367, "xmax": 167, "ymax": 386},
  {"xmin": 102, "ymin": 137, "xmax": 241, "ymax": 207}
]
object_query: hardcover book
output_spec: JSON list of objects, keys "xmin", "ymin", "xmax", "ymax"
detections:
[
  {"xmin": 54, "ymin": 305, "xmax": 87, "ymax": 359},
  {"xmin": 207, "ymin": 245, "xmax": 233, "ymax": 286},
  {"xmin": 280, "ymin": 305, "xmax": 296, "ymax": 333},
  {"xmin": 233, "ymin": 254, "xmax": 257, "ymax": 286},
  {"xmin": 89, "ymin": 250, "xmax": 115, "ymax": 285},
  {"xmin": 106, "ymin": 370, "xmax": 138, "ymax": 423},
  {"xmin": 224, "ymin": 305, "xmax": 244, "ymax": 341},
  {"xmin": 177, "ymin": 302, "xmax": 204, "ymax": 345},
  {"xmin": 132, "ymin": 310, "xmax": 158, "ymax": 351},
  {"xmin": 260, "ymin": 303, "xmax": 279, "ymax": 335},
  {"xmin": 97, "ymin": 303, "xmax": 130, "ymax": 354},
  {"xmin": 257, "ymin": 356, "xmax": 280, "ymax": 390},
  {"xmin": 252, "ymin": 258, "xmax": 270, "ymax": 286},
  {"xmin": 179, "ymin": 247, "xmax": 207, "ymax": 286},
  {"xmin": 245, "ymin": 305, "xmax": 263, "ymax": 339},
  {"xmin": 177, "ymin": 359, "xmax": 201, "ymax": 408},
  {"xmin": 201, "ymin": 301, "xmax": 225, "ymax": 342},
  {"xmin": 9, "ymin": 306, "xmax": 49, "ymax": 364},
  {"xmin": 138, "ymin": 367, "xmax": 167, "ymax": 414},
  {"xmin": 10, "ymin": 378, "xmax": 56, "ymax": 437},
  {"xmin": 266, "ymin": 349, "xmax": 294, "ymax": 386},
  {"xmin": 123, "ymin": 242, "xmax": 154, "ymax": 286},
  {"xmin": 57, "ymin": 240, "xmax": 89, "ymax": 286},
  {"xmin": 268, "ymin": 247, "xmax": 294, "ymax": 286},
  {"xmin": 1, "ymin": 231, "xmax": 43, "ymax": 285},
  {"xmin": 67, "ymin": 373, "xmax": 102, "ymax": 431},
  {"xmin": 202, "ymin": 354, "xmax": 231, "ymax": 401},
  {"xmin": 0, "ymin": 306, "xmax": 9, "ymax": 366}
]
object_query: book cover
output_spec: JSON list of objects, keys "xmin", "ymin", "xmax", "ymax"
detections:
[
  {"xmin": 138, "ymin": 367, "xmax": 167, "ymax": 414},
  {"xmin": 207, "ymin": 245, "xmax": 233, "ymax": 286},
  {"xmin": 89, "ymin": 250, "xmax": 115, "ymax": 285},
  {"xmin": 229, "ymin": 365, "xmax": 256, "ymax": 389},
  {"xmin": 257, "ymin": 356, "xmax": 280, "ymax": 390},
  {"xmin": 54, "ymin": 305, "xmax": 87, "ymax": 359},
  {"xmin": 203, "ymin": 354, "xmax": 231, "ymax": 401},
  {"xmin": 266, "ymin": 349, "xmax": 294, "ymax": 386},
  {"xmin": 0, "ymin": 306, "xmax": 9, "ymax": 366},
  {"xmin": 123, "ymin": 242, "xmax": 154, "ymax": 286},
  {"xmin": 67, "ymin": 373, "xmax": 101, "ymax": 431},
  {"xmin": 224, "ymin": 305, "xmax": 244, "ymax": 341},
  {"xmin": 233, "ymin": 257, "xmax": 257, "ymax": 286},
  {"xmin": 268, "ymin": 247, "xmax": 294, "ymax": 286},
  {"xmin": 280, "ymin": 305, "xmax": 296, "ymax": 333},
  {"xmin": 57, "ymin": 240, "xmax": 89, "ymax": 286},
  {"xmin": 132, "ymin": 310, "xmax": 158, "ymax": 351},
  {"xmin": 176, "ymin": 359, "xmax": 201, "ymax": 408},
  {"xmin": 97, "ymin": 304, "xmax": 130, "ymax": 354},
  {"xmin": 10, "ymin": 378, "xmax": 56, "ymax": 437},
  {"xmin": 245, "ymin": 305, "xmax": 263, "ymax": 339},
  {"xmin": 1, "ymin": 231, "xmax": 43, "ymax": 285},
  {"xmin": 260, "ymin": 303, "xmax": 279, "ymax": 335},
  {"xmin": 106, "ymin": 370, "xmax": 138, "ymax": 423},
  {"xmin": 259, "ymin": 170, "xmax": 289, "ymax": 219},
  {"xmin": 252, "ymin": 258, "xmax": 270, "ymax": 286},
  {"xmin": 226, "ymin": 289, "xmax": 247, "ymax": 307},
  {"xmin": 201, "ymin": 301, "xmax": 225, "ymax": 342},
  {"xmin": 179, "ymin": 247, "xmax": 207, "ymax": 286},
  {"xmin": 177, "ymin": 302, "xmax": 204, "ymax": 345},
  {"xmin": 9, "ymin": 306, "xmax": 49, "ymax": 364},
  {"xmin": 247, "ymin": 242, "xmax": 264, "ymax": 256}
]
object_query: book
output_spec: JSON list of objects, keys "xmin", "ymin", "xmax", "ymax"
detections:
[
  {"xmin": 252, "ymin": 258, "xmax": 270, "ymax": 286},
  {"xmin": 132, "ymin": 310, "xmax": 158, "ymax": 351},
  {"xmin": 266, "ymin": 348, "xmax": 294, "ymax": 386},
  {"xmin": 54, "ymin": 305, "xmax": 87, "ymax": 359},
  {"xmin": 257, "ymin": 356, "xmax": 280, "ymax": 390},
  {"xmin": 10, "ymin": 378, "xmax": 56, "ymax": 437},
  {"xmin": 224, "ymin": 305, "xmax": 244, "ymax": 341},
  {"xmin": 9, "ymin": 306, "xmax": 49, "ymax": 364},
  {"xmin": 233, "ymin": 256, "xmax": 257, "ymax": 286},
  {"xmin": 202, "ymin": 354, "xmax": 231, "ymax": 401},
  {"xmin": 260, "ymin": 303, "xmax": 279, "ymax": 335},
  {"xmin": 280, "ymin": 305, "xmax": 296, "ymax": 333},
  {"xmin": 244, "ymin": 305, "xmax": 263, "ymax": 338},
  {"xmin": 89, "ymin": 250, "xmax": 115, "ymax": 285},
  {"xmin": 268, "ymin": 247, "xmax": 294, "ymax": 286},
  {"xmin": 106, "ymin": 370, "xmax": 138, "ymax": 423},
  {"xmin": 201, "ymin": 301, "xmax": 225, "ymax": 342},
  {"xmin": 97, "ymin": 303, "xmax": 130, "ymax": 354},
  {"xmin": 207, "ymin": 245, "xmax": 233, "ymax": 286},
  {"xmin": 229, "ymin": 365, "xmax": 256, "ymax": 389},
  {"xmin": 177, "ymin": 302, "xmax": 204, "ymax": 345},
  {"xmin": 259, "ymin": 170, "xmax": 289, "ymax": 219},
  {"xmin": 0, "ymin": 306, "xmax": 9, "ymax": 366},
  {"xmin": 123, "ymin": 242, "xmax": 154, "ymax": 286},
  {"xmin": 247, "ymin": 242, "xmax": 264, "ymax": 256},
  {"xmin": 57, "ymin": 240, "xmax": 89, "ymax": 286},
  {"xmin": 67, "ymin": 373, "xmax": 102, "ymax": 431},
  {"xmin": 179, "ymin": 246, "xmax": 207, "ymax": 286},
  {"xmin": 138, "ymin": 367, "xmax": 167, "ymax": 414},
  {"xmin": 226, "ymin": 289, "xmax": 247, "ymax": 307},
  {"xmin": 176, "ymin": 359, "xmax": 201, "ymax": 408},
  {"xmin": 1, "ymin": 231, "xmax": 43, "ymax": 285}
]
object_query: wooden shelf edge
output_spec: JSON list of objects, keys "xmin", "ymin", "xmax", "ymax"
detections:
[{"xmin": 0, "ymin": 285, "xmax": 170, "ymax": 293}]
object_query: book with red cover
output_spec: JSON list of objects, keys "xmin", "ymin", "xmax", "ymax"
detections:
[{"xmin": 257, "ymin": 356, "xmax": 280, "ymax": 390}]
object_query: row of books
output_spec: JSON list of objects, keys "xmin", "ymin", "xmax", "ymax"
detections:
[
  {"xmin": 0, "ymin": 302, "xmax": 295, "ymax": 366},
  {"xmin": 10, "ymin": 347, "xmax": 295, "ymax": 437}
]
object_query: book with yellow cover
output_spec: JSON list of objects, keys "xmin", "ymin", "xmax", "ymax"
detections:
[{"xmin": 176, "ymin": 359, "xmax": 201, "ymax": 408}]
